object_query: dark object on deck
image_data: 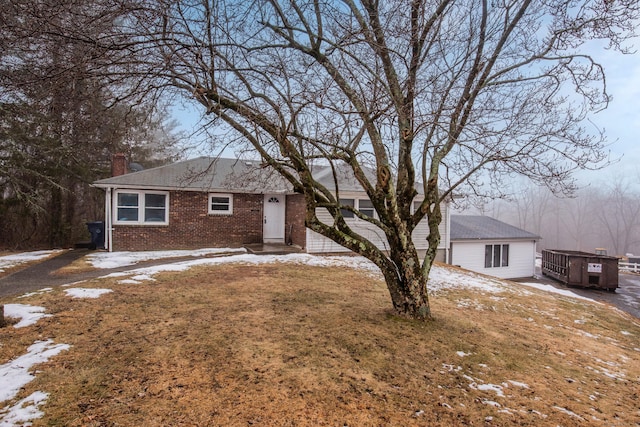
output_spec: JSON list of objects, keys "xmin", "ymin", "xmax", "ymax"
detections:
[
  {"xmin": 542, "ymin": 249, "xmax": 619, "ymax": 291},
  {"xmin": 86, "ymin": 221, "xmax": 105, "ymax": 250}
]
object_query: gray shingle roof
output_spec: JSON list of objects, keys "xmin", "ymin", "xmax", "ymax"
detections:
[
  {"xmin": 93, "ymin": 157, "xmax": 294, "ymax": 193},
  {"xmin": 450, "ymin": 215, "xmax": 540, "ymax": 241},
  {"xmin": 93, "ymin": 157, "xmax": 417, "ymax": 194}
]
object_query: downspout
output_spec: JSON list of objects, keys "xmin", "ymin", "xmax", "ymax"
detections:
[
  {"xmin": 105, "ymin": 187, "xmax": 113, "ymax": 252},
  {"xmin": 444, "ymin": 202, "xmax": 451, "ymax": 263}
]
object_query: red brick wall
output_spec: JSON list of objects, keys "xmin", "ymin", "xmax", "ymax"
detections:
[
  {"xmin": 286, "ymin": 194, "xmax": 307, "ymax": 248},
  {"xmin": 111, "ymin": 153, "xmax": 127, "ymax": 177},
  {"xmin": 112, "ymin": 191, "xmax": 264, "ymax": 251}
]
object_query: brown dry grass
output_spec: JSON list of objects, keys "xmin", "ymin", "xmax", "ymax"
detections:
[{"xmin": 1, "ymin": 262, "xmax": 639, "ymax": 426}]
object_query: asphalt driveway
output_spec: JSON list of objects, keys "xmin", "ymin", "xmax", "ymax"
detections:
[{"xmin": 0, "ymin": 249, "xmax": 176, "ymax": 299}]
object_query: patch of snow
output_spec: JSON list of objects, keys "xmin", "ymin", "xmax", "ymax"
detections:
[
  {"xmin": 462, "ymin": 374, "xmax": 478, "ymax": 383},
  {"xmin": 0, "ymin": 250, "xmax": 62, "ymax": 273},
  {"xmin": 507, "ymin": 380, "xmax": 530, "ymax": 389},
  {"xmin": 0, "ymin": 340, "xmax": 70, "ymax": 402},
  {"xmin": 441, "ymin": 364, "xmax": 462, "ymax": 373},
  {"xmin": 17, "ymin": 288, "xmax": 53, "ymax": 299},
  {"xmin": 2, "ymin": 304, "xmax": 52, "ymax": 328},
  {"xmin": 87, "ymin": 247, "xmax": 247, "ymax": 269},
  {"xmin": 428, "ymin": 267, "xmax": 508, "ymax": 293},
  {"xmin": 0, "ymin": 391, "xmax": 48, "ymax": 426},
  {"xmin": 518, "ymin": 282, "xmax": 597, "ymax": 302},
  {"xmin": 476, "ymin": 383, "xmax": 505, "ymax": 397},
  {"xmin": 481, "ymin": 399, "xmax": 501, "ymax": 407},
  {"xmin": 578, "ymin": 330, "xmax": 601, "ymax": 339},
  {"xmin": 456, "ymin": 351, "xmax": 472, "ymax": 357},
  {"xmin": 64, "ymin": 288, "xmax": 113, "ymax": 299},
  {"xmin": 552, "ymin": 406, "xmax": 585, "ymax": 421},
  {"xmin": 455, "ymin": 299, "xmax": 488, "ymax": 310},
  {"xmin": 621, "ymin": 330, "xmax": 632, "ymax": 336}
]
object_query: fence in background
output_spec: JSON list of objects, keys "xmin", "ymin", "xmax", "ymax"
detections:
[{"xmin": 619, "ymin": 262, "xmax": 640, "ymax": 273}]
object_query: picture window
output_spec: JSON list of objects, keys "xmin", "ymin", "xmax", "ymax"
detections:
[{"xmin": 115, "ymin": 191, "xmax": 168, "ymax": 225}]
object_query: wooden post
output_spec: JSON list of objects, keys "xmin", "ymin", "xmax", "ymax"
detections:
[{"xmin": 0, "ymin": 305, "xmax": 5, "ymax": 328}]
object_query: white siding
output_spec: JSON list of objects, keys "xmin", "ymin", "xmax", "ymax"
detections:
[
  {"xmin": 306, "ymin": 199, "xmax": 449, "ymax": 254},
  {"xmin": 450, "ymin": 240, "xmax": 537, "ymax": 279}
]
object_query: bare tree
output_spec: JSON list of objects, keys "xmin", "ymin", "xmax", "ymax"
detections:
[
  {"xmin": 593, "ymin": 174, "xmax": 640, "ymax": 255},
  {"xmin": 113, "ymin": 0, "xmax": 638, "ymax": 318},
  {"xmin": 0, "ymin": 0, "xmax": 182, "ymax": 248}
]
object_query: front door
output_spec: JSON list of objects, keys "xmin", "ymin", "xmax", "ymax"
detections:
[{"xmin": 263, "ymin": 194, "xmax": 286, "ymax": 243}]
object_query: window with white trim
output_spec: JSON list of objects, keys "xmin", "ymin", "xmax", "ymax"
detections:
[
  {"xmin": 209, "ymin": 193, "xmax": 233, "ymax": 215},
  {"xmin": 115, "ymin": 191, "xmax": 169, "ymax": 225},
  {"xmin": 485, "ymin": 244, "xmax": 509, "ymax": 268},
  {"xmin": 339, "ymin": 198, "xmax": 355, "ymax": 218},
  {"xmin": 358, "ymin": 199, "xmax": 375, "ymax": 219}
]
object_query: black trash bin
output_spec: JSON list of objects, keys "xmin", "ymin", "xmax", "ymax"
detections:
[{"xmin": 86, "ymin": 221, "xmax": 105, "ymax": 250}]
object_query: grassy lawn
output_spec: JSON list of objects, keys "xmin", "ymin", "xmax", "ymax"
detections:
[{"xmin": 1, "ymin": 262, "xmax": 639, "ymax": 426}]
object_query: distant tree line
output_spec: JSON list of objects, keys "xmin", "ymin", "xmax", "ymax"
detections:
[
  {"xmin": 0, "ymin": 0, "xmax": 182, "ymax": 249},
  {"xmin": 468, "ymin": 173, "xmax": 640, "ymax": 257}
]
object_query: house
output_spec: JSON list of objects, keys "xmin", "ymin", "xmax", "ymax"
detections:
[
  {"xmin": 92, "ymin": 156, "xmax": 450, "ymax": 260},
  {"xmin": 449, "ymin": 215, "xmax": 540, "ymax": 279}
]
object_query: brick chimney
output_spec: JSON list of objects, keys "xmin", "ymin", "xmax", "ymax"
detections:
[{"xmin": 111, "ymin": 153, "xmax": 128, "ymax": 177}]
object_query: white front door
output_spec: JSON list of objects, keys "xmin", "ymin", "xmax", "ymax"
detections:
[{"xmin": 263, "ymin": 194, "xmax": 286, "ymax": 243}]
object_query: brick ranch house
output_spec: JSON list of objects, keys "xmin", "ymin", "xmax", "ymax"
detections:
[{"xmin": 92, "ymin": 155, "xmax": 451, "ymax": 260}]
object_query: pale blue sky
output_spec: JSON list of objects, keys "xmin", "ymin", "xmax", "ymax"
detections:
[
  {"xmin": 172, "ymin": 41, "xmax": 640, "ymax": 183},
  {"xmin": 587, "ymin": 46, "xmax": 640, "ymax": 178}
]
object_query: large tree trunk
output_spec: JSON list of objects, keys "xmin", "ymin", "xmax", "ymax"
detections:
[{"xmin": 383, "ymin": 245, "xmax": 431, "ymax": 320}]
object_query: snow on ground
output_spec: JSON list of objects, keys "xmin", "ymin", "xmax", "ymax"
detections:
[
  {"xmin": 103, "ymin": 253, "xmax": 381, "ymax": 284},
  {"xmin": 64, "ymin": 288, "xmax": 113, "ymax": 299},
  {"xmin": 0, "ymin": 339, "xmax": 70, "ymax": 404},
  {"xmin": 17, "ymin": 288, "xmax": 53, "ymax": 299},
  {"xmin": 3, "ymin": 304, "xmax": 52, "ymax": 328},
  {"xmin": 0, "ymin": 248, "xmax": 611, "ymax": 425},
  {"xmin": 99, "ymin": 250, "xmax": 591, "ymax": 303},
  {"xmin": 517, "ymin": 281, "xmax": 597, "ymax": 302},
  {"xmin": 0, "ymin": 250, "xmax": 62, "ymax": 273},
  {"xmin": 87, "ymin": 247, "xmax": 247, "ymax": 269},
  {"xmin": 0, "ymin": 391, "xmax": 49, "ymax": 427}
]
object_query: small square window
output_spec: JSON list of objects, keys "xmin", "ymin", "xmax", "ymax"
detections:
[{"xmin": 209, "ymin": 194, "xmax": 233, "ymax": 214}]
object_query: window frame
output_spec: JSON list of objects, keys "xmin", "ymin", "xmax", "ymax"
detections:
[
  {"xmin": 208, "ymin": 193, "xmax": 233, "ymax": 215},
  {"xmin": 357, "ymin": 199, "xmax": 375, "ymax": 219},
  {"xmin": 114, "ymin": 190, "xmax": 169, "ymax": 226},
  {"xmin": 485, "ymin": 244, "xmax": 510, "ymax": 268},
  {"xmin": 339, "ymin": 198, "xmax": 355, "ymax": 219}
]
